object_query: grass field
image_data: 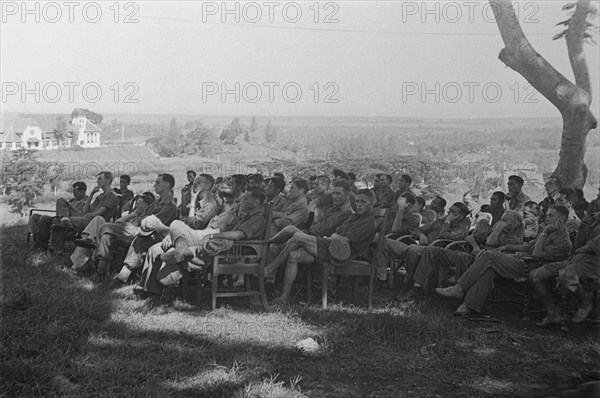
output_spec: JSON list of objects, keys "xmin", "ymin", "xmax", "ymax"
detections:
[{"xmin": 2, "ymin": 223, "xmax": 599, "ymax": 397}]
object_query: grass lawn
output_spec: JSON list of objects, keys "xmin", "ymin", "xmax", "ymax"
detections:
[{"xmin": 1, "ymin": 223, "xmax": 599, "ymax": 397}]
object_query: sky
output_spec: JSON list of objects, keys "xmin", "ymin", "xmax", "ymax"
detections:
[{"xmin": 1, "ymin": 0, "xmax": 599, "ymax": 118}]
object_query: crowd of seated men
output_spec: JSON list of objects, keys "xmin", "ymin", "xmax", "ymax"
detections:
[{"xmin": 28, "ymin": 169, "xmax": 600, "ymax": 323}]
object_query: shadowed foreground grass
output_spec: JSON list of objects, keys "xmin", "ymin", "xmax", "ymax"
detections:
[{"xmin": 2, "ymin": 224, "xmax": 599, "ymax": 397}]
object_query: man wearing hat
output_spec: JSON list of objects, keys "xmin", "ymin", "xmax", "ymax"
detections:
[
  {"xmin": 30, "ymin": 181, "xmax": 88, "ymax": 248},
  {"xmin": 264, "ymin": 188, "xmax": 377, "ymax": 306},
  {"xmin": 93, "ymin": 174, "xmax": 177, "ymax": 283}
]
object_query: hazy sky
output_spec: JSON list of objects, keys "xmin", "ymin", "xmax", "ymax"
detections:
[{"xmin": 2, "ymin": 0, "xmax": 599, "ymax": 118}]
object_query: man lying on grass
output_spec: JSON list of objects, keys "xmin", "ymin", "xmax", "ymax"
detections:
[
  {"xmin": 133, "ymin": 185, "xmax": 267, "ymax": 299},
  {"xmin": 264, "ymin": 188, "xmax": 377, "ymax": 306},
  {"xmin": 435, "ymin": 205, "xmax": 572, "ymax": 317}
]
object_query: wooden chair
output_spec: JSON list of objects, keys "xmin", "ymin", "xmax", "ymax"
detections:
[
  {"xmin": 308, "ymin": 208, "xmax": 390, "ymax": 310},
  {"xmin": 210, "ymin": 202, "xmax": 274, "ymax": 310},
  {"xmin": 489, "ymin": 254, "xmax": 569, "ymax": 320},
  {"xmin": 26, "ymin": 208, "xmax": 55, "ymax": 244}
]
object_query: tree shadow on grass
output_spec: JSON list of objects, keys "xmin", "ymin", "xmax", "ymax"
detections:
[{"xmin": 1, "ymin": 225, "xmax": 307, "ymax": 397}]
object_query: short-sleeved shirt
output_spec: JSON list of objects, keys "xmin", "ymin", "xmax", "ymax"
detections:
[
  {"xmin": 121, "ymin": 188, "xmax": 134, "ymax": 212},
  {"xmin": 336, "ymin": 212, "xmax": 377, "ymax": 256},
  {"xmin": 69, "ymin": 196, "xmax": 88, "ymax": 216},
  {"xmin": 89, "ymin": 191, "xmax": 119, "ymax": 221},
  {"xmin": 270, "ymin": 194, "xmax": 287, "ymax": 213},
  {"xmin": 208, "ymin": 203, "xmax": 238, "ymax": 231},
  {"xmin": 309, "ymin": 203, "xmax": 353, "ymax": 237},
  {"xmin": 514, "ymin": 228, "xmax": 572, "ymax": 260},
  {"xmin": 229, "ymin": 208, "xmax": 267, "ymax": 240},
  {"xmin": 146, "ymin": 193, "xmax": 178, "ymax": 226},
  {"xmin": 374, "ymin": 186, "xmax": 395, "ymax": 208},
  {"xmin": 505, "ymin": 191, "xmax": 531, "ymax": 211},
  {"xmin": 272, "ymin": 196, "xmax": 309, "ymax": 232},
  {"xmin": 427, "ymin": 216, "xmax": 471, "ymax": 242}
]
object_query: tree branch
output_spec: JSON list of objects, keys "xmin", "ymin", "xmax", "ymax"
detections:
[{"xmin": 566, "ymin": 0, "xmax": 593, "ymax": 97}]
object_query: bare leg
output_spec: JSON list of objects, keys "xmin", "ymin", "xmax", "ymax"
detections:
[{"xmin": 275, "ymin": 248, "xmax": 315, "ymax": 304}]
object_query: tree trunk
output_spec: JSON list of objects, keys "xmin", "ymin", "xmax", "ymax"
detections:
[{"xmin": 489, "ymin": 0, "xmax": 597, "ymax": 188}]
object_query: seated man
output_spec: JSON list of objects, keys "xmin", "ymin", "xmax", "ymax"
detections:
[
  {"xmin": 529, "ymin": 206, "xmax": 600, "ymax": 326},
  {"xmin": 588, "ymin": 186, "xmax": 600, "ymax": 217},
  {"xmin": 395, "ymin": 174, "xmax": 414, "ymax": 198},
  {"xmin": 135, "ymin": 185, "xmax": 267, "ymax": 297},
  {"xmin": 82, "ymin": 181, "xmax": 177, "ymax": 282},
  {"xmin": 410, "ymin": 210, "xmax": 524, "ymax": 293},
  {"xmin": 269, "ymin": 179, "xmax": 309, "ymax": 238},
  {"xmin": 522, "ymin": 201, "xmax": 541, "ymax": 240},
  {"xmin": 49, "ymin": 172, "xmax": 119, "ymax": 253},
  {"xmin": 554, "ymin": 188, "xmax": 582, "ymax": 234},
  {"xmin": 375, "ymin": 201, "xmax": 471, "ymax": 286},
  {"xmin": 264, "ymin": 188, "xmax": 377, "ymax": 305},
  {"xmin": 347, "ymin": 172, "xmax": 359, "ymax": 194},
  {"xmin": 505, "ymin": 175, "xmax": 531, "ymax": 211},
  {"xmin": 106, "ymin": 174, "xmax": 178, "ymax": 283},
  {"xmin": 413, "ymin": 196, "xmax": 437, "ymax": 229},
  {"xmin": 482, "ymin": 191, "xmax": 506, "ymax": 228},
  {"xmin": 118, "ymin": 174, "xmax": 135, "ymax": 214},
  {"xmin": 179, "ymin": 170, "xmax": 197, "ymax": 219},
  {"xmin": 265, "ymin": 177, "xmax": 287, "ymax": 212},
  {"xmin": 436, "ymin": 205, "xmax": 572, "ymax": 316},
  {"xmin": 373, "ymin": 174, "xmax": 395, "ymax": 208},
  {"xmin": 185, "ymin": 174, "xmax": 219, "ymax": 230},
  {"xmin": 307, "ymin": 175, "xmax": 331, "ymax": 222},
  {"xmin": 30, "ymin": 181, "xmax": 87, "ymax": 248},
  {"xmin": 471, "ymin": 192, "xmax": 506, "ymax": 245},
  {"xmin": 70, "ymin": 191, "xmax": 156, "ymax": 274},
  {"xmin": 539, "ymin": 176, "xmax": 561, "ymax": 222}
]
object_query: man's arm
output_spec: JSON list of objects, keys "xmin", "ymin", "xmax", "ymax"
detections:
[
  {"xmin": 438, "ymin": 218, "xmax": 469, "ymax": 241},
  {"xmin": 273, "ymin": 204, "xmax": 308, "ymax": 229}
]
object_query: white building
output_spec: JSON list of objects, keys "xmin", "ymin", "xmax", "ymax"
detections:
[{"xmin": 0, "ymin": 110, "xmax": 102, "ymax": 150}]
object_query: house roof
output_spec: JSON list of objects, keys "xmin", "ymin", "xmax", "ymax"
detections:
[
  {"xmin": 83, "ymin": 121, "xmax": 102, "ymax": 133},
  {"xmin": 0, "ymin": 129, "xmax": 20, "ymax": 143},
  {"xmin": 20, "ymin": 113, "xmax": 69, "ymax": 132},
  {"xmin": 27, "ymin": 137, "xmax": 40, "ymax": 143}
]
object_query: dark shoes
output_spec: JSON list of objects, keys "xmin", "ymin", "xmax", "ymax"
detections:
[{"xmin": 75, "ymin": 238, "xmax": 96, "ymax": 249}]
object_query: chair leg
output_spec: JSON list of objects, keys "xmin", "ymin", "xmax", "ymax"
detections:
[
  {"xmin": 307, "ymin": 265, "xmax": 313, "ymax": 305},
  {"xmin": 522, "ymin": 284, "xmax": 531, "ymax": 321},
  {"xmin": 212, "ymin": 268, "xmax": 218, "ymax": 310},
  {"xmin": 322, "ymin": 263, "xmax": 328, "ymax": 309},
  {"xmin": 353, "ymin": 276, "xmax": 359, "ymax": 303},
  {"xmin": 368, "ymin": 271, "xmax": 375, "ymax": 311},
  {"xmin": 258, "ymin": 272, "xmax": 268, "ymax": 310},
  {"xmin": 388, "ymin": 259, "xmax": 394, "ymax": 290}
]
